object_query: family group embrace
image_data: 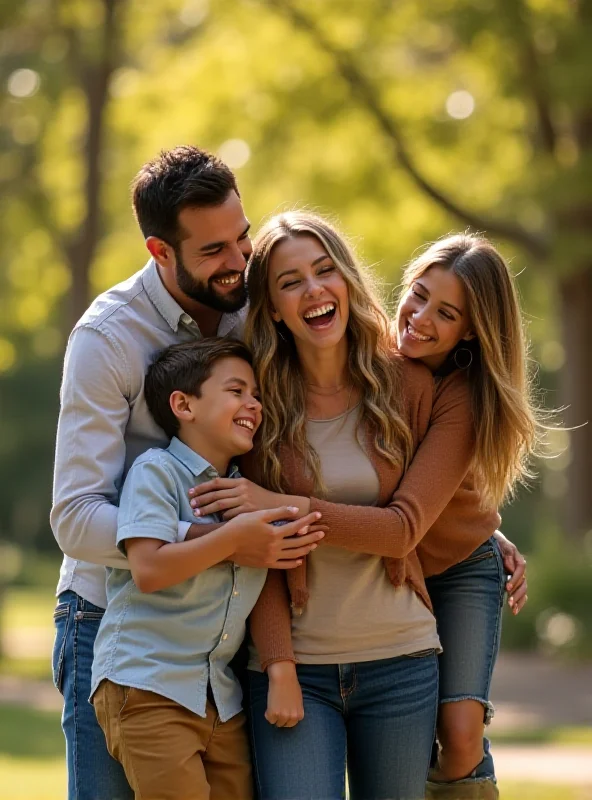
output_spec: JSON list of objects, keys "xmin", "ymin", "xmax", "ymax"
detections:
[{"xmin": 51, "ymin": 145, "xmax": 536, "ymax": 800}]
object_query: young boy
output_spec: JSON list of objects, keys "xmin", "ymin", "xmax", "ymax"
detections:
[{"xmin": 90, "ymin": 338, "xmax": 320, "ymax": 800}]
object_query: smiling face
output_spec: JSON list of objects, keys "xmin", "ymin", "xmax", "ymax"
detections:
[
  {"xmin": 174, "ymin": 356, "xmax": 262, "ymax": 473},
  {"xmin": 267, "ymin": 235, "xmax": 350, "ymax": 356},
  {"xmin": 149, "ymin": 191, "xmax": 252, "ymax": 313},
  {"xmin": 397, "ymin": 265, "xmax": 474, "ymax": 371}
]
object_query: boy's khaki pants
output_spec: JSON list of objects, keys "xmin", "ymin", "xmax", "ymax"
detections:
[{"xmin": 94, "ymin": 680, "xmax": 253, "ymax": 800}]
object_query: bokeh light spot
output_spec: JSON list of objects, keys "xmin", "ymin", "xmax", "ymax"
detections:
[
  {"xmin": 110, "ymin": 68, "xmax": 141, "ymax": 99},
  {"xmin": 179, "ymin": 0, "xmax": 209, "ymax": 27},
  {"xmin": 446, "ymin": 90, "xmax": 475, "ymax": 120},
  {"xmin": 7, "ymin": 69, "xmax": 40, "ymax": 98},
  {"xmin": 538, "ymin": 610, "xmax": 579, "ymax": 648},
  {"xmin": 218, "ymin": 139, "xmax": 251, "ymax": 169},
  {"xmin": 540, "ymin": 340, "xmax": 565, "ymax": 371}
]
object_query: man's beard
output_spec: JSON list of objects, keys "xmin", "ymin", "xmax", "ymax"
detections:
[{"xmin": 174, "ymin": 248, "xmax": 248, "ymax": 314}]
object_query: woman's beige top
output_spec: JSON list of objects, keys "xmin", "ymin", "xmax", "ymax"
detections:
[
  {"xmin": 248, "ymin": 405, "xmax": 440, "ymax": 670},
  {"xmin": 248, "ymin": 360, "xmax": 500, "ymax": 671}
]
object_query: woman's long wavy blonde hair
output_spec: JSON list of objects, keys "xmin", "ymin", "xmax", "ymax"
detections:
[
  {"xmin": 397, "ymin": 233, "xmax": 543, "ymax": 508},
  {"xmin": 245, "ymin": 211, "xmax": 413, "ymax": 494}
]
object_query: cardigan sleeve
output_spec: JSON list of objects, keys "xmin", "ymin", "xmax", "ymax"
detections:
[
  {"xmin": 248, "ymin": 569, "xmax": 296, "ymax": 671},
  {"xmin": 310, "ymin": 369, "xmax": 475, "ymax": 558}
]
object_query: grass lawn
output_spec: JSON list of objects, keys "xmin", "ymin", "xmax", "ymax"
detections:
[
  {"xmin": 0, "ymin": 701, "xmax": 589, "ymax": 800},
  {"xmin": 0, "ymin": 755, "xmax": 590, "ymax": 800},
  {"xmin": 0, "ymin": 698, "xmax": 590, "ymax": 799},
  {"xmin": 0, "ymin": 757, "xmax": 65, "ymax": 800},
  {"xmin": 0, "ymin": 704, "xmax": 65, "ymax": 800},
  {"xmin": 499, "ymin": 786, "xmax": 592, "ymax": 800},
  {"xmin": 1, "ymin": 584, "xmax": 591, "ymax": 799},
  {"xmin": 491, "ymin": 726, "xmax": 592, "ymax": 746},
  {"xmin": 0, "ymin": 586, "xmax": 55, "ymax": 680}
]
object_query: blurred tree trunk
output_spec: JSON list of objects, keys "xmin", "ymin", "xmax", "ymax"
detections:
[
  {"xmin": 560, "ymin": 268, "xmax": 592, "ymax": 537},
  {"xmin": 62, "ymin": 0, "xmax": 125, "ymax": 330},
  {"xmin": 558, "ymin": 82, "xmax": 592, "ymax": 536}
]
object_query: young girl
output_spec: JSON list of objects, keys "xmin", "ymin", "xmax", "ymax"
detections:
[
  {"xmin": 395, "ymin": 234, "xmax": 537, "ymax": 798},
  {"xmin": 191, "ymin": 214, "xmax": 532, "ymax": 798}
]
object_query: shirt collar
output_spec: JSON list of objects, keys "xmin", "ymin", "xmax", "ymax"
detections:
[
  {"xmin": 142, "ymin": 259, "xmax": 248, "ymax": 337},
  {"xmin": 142, "ymin": 259, "xmax": 186, "ymax": 332},
  {"xmin": 167, "ymin": 437, "xmax": 240, "ymax": 479}
]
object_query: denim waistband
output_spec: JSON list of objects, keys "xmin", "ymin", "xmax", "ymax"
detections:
[{"xmin": 58, "ymin": 589, "xmax": 106, "ymax": 615}]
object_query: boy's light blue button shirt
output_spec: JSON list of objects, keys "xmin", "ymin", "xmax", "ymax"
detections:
[{"xmin": 91, "ymin": 437, "xmax": 266, "ymax": 722}]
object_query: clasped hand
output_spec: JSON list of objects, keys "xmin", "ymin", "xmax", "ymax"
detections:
[{"xmin": 190, "ymin": 476, "xmax": 286, "ymax": 519}]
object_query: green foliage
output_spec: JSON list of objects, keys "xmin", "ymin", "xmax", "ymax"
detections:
[
  {"xmin": 501, "ymin": 529, "xmax": 592, "ymax": 659},
  {"xmin": 0, "ymin": 0, "xmax": 589, "ymax": 549},
  {"xmin": 0, "ymin": 358, "xmax": 61, "ymax": 552},
  {"xmin": 0, "ymin": 706, "xmax": 63, "ymax": 760}
]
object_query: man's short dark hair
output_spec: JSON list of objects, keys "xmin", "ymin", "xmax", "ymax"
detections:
[
  {"xmin": 131, "ymin": 145, "xmax": 239, "ymax": 247},
  {"xmin": 145, "ymin": 338, "xmax": 253, "ymax": 438}
]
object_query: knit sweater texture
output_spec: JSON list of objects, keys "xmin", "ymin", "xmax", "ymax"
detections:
[{"xmin": 245, "ymin": 355, "xmax": 501, "ymax": 670}]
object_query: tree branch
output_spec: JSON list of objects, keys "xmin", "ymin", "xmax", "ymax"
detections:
[{"xmin": 260, "ymin": 0, "xmax": 548, "ymax": 258}]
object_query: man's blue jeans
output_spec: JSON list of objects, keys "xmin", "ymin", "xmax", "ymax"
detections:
[
  {"xmin": 248, "ymin": 651, "xmax": 439, "ymax": 800},
  {"xmin": 52, "ymin": 591, "xmax": 133, "ymax": 800}
]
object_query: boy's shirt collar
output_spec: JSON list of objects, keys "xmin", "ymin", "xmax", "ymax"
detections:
[{"xmin": 167, "ymin": 436, "xmax": 240, "ymax": 479}]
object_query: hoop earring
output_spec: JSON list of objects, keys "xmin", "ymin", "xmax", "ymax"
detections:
[
  {"xmin": 275, "ymin": 322, "xmax": 289, "ymax": 343},
  {"xmin": 454, "ymin": 347, "xmax": 473, "ymax": 369}
]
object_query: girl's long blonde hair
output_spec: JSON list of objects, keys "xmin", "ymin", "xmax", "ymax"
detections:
[
  {"xmin": 397, "ymin": 233, "xmax": 542, "ymax": 508},
  {"xmin": 246, "ymin": 211, "xmax": 413, "ymax": 494}
]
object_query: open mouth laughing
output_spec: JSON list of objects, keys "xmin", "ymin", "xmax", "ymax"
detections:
[
  {"xmin": 213, "ymin": 272, "xmax": 243, "ymax": 289},
  {"xmin": 302, "ymin": 302, "xmax": 337, "ymax": 329},
  {"xmin": 405, "ymin": 320, "xmax": 434, "ymax": 343},
  {"xmin": 233, "ymin": 417, "xmax": 256, "ymax": 435}
]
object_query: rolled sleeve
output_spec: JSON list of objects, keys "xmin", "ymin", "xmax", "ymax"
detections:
[
  {"xmin": 50, "ymin": 326, "xmax": 131, "ymax": 568},
  {"xmin": 117, "ymin": 457, "xmax": 180, "ymax": 551},
  {"xmin": 177, "ymin": 521, "xmax": 191, "ymax": 541}
]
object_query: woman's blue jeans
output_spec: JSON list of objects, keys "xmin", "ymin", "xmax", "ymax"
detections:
[
  {"xmin": 52, "ymin": 590, "xmax": 133, "ymax": 800},
  {"xmin": 426, "ymin": 536, "xmax": 505, "ymax": 788},
  {"xmin": 248, "ymin": 651, "xmax": 439, "ymax": 800}
]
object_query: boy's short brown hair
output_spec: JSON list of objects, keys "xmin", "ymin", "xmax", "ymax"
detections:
[{"xmin": 145, "ymin": 338, "xmax": 253, "ymax": 438}]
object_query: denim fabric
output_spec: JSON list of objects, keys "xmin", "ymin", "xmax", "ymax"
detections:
[
  {"xmin": 426, "ymin": 536, "xmax": 505, "ymax": 784},
  {"xmin": 91, "ymin": 438, "xmax": 266, "ymax": 721},
  {"xmin": 248, "ymin": 651, "xmax": 439, "ymax": 800},
  {"xmin": 52, "ymin": 590, "xmax": 133, "ymax": 800}
]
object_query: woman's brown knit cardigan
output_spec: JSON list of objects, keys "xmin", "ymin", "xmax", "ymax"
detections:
[{"xmin": 244, "ymin": 356, "xmax": 500, "ymax": 670}]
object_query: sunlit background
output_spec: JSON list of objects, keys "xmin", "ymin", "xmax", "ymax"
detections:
[{"xmin": 1, "ymin": 1, "xmax": 591, "ymax": 798}]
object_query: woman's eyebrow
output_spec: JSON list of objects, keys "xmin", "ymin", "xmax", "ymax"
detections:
[
  {"xmin": 276, "ymin": 268, "xmax": 299, "ymax": 282},
  {"xmin": 415, "ymin": 281, "xmax": 462, "ymax": 315},
  {"xmin": 442, "ymin": 301, "xmax": 463, "ymax": 315},
  {"xmin": 276, "ymin": 255, "xmax": 331, "ymax": 282}
]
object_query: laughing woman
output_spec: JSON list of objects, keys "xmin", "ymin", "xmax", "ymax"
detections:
[
  {"xmin": 190, "ymin": 212, "xmax": 497, "ymax": 799},
  {"xmin": 191, "ymin": 218, "xmax": 540, "ymax": 800}
]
